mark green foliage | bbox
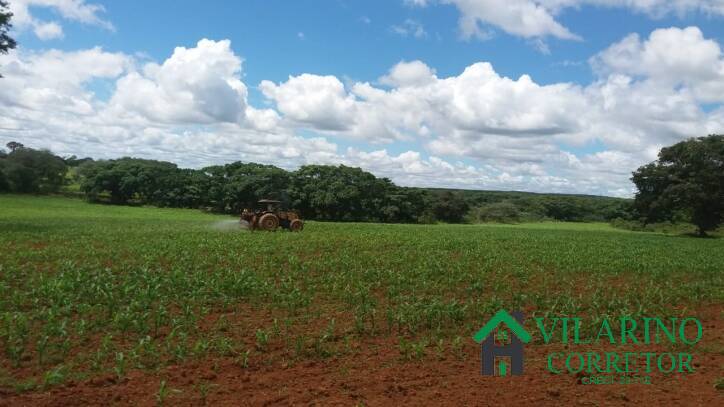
[398,337,427,361]
[427,190,469,223]
[255,329,270,351]
[77,158,427,222]
[465,193,631,224]
[156,379,181,406]
[202,162,290,213]
[78,157,197,206]
[1,141,632,225]
[632,135,724,236]
[0,0,17,77]
[62,155,94,167]
[609,218,698,235]
[290,164,398,222]
[0,163,9,192]
[5,141,23,152]
[0,144,67,193]
[41,364,68,388]
[467,201,522,223]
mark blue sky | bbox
[20,1,724,86]
[2,0,724,196]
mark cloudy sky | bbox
[1,1,724,197]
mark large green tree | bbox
[79,158,185,205]
[289,165,398,221]
[6,141,23,152]
[0,145,67,193]
[202,162,290,213]
[0,0,17,77]
[428,190,469,223]
[0,149,8,192]
[632,135,724,236]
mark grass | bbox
[0,194,722,389]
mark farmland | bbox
[0,195,722,405]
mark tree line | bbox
[6,135,723,235]
[0,141,636,224]
[9,136,721,235]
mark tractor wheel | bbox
[258,213,279,231]
[289,219,303,232]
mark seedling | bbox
[156,379,181,406]
[196,381,218,405]
[255,329,270,352]
[234,349,251,369]
[113,352,126,380]
[42,364,68,387]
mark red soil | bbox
[1,308,721,406]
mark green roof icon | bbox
[473,310,532,344]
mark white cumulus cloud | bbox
[407,0,724,42]
[33,21,63,40]
[257,27,724,195]
[0,40,334,170]
[379,60,438,87]
[591,26,724,103]
[260,74,356,131]
[2,28,724,197]
[109,39,250,125]
[7,0,113,41]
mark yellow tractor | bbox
[240,199,304,232]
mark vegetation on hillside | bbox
[4,134,723,232]
[0,141,630,224]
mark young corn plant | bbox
[195,381,218,406]
[155,379,181,407]
[398,337,427,361]
[234,349,251,369]
[113,352,127,380]
[255,329,270,352]
[42,364,68,388]
[36,335,50,366]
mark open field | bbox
[0,195,722,405]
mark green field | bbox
[0,195,722,391]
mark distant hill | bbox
[419,188,631,223]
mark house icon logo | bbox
[473,310,531,376]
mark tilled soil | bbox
[2,309,721,407]
[1,345,720,406]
